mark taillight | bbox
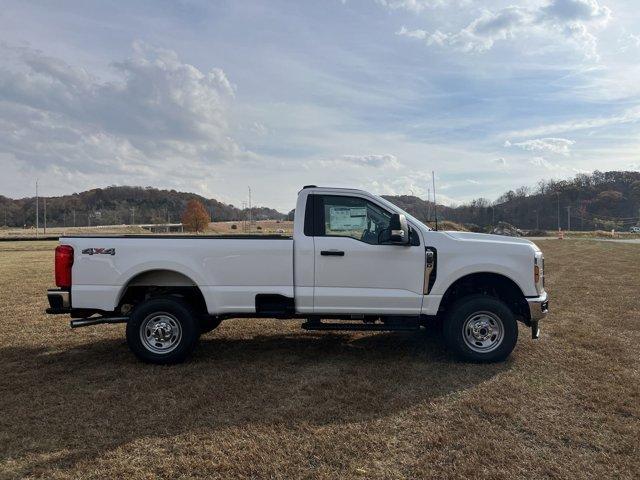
[55,245,74,288]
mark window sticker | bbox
[329,206,366,231]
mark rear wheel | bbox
[443,295,518,362]
[126,297,200,364]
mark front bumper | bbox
[528,291,549,321]
[527,291,549,339]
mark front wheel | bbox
[443,295,518,362]
[126,297,200,364]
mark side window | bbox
[317,195,392,245]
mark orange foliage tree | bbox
[181,200,210,232]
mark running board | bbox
[70,316,129,328]
[301,321,419,332]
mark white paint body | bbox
[61,187,544,316]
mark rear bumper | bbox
[527,291,549,321]
[46,289,70,314]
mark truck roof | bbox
[298,186,369,195]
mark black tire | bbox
[200,316,222,334]
[126,297,200,364]
[443,294,518,362]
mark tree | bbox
[181,200,210,232]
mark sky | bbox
[1,0,639,211]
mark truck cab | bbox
[47,186,548,364]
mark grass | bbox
[0,239,638,479]
[0,220,294,239]
[559,230,640,239]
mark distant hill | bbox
[385,170,640,231]
[2,170,638,230]
[0,186,286,228]
[381,195,453,227]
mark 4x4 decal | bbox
[81,248,116,256]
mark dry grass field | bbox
[0,239,639,479]
[0,220,293,240]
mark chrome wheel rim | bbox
[462,311,504,353]
[140,312,182,354]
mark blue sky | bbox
[1,0,639,210]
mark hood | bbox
[444,231,537,247]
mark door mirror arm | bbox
[381,213,410,245]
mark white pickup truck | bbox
[46,186,548,364]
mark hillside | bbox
[381,195,453,227]
[383,171,640,231]
[2,171,639,230]
[446,170,640,231]
[0,186,285,228]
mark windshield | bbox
[373,194,432,231]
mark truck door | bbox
[311,194,425,314]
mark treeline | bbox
[0,186,286,228]
[385,171,640,231]
[2,171,639,231]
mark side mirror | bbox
[388,213,409,245]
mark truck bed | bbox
[62,235,294,314]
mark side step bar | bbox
[302,320,420,332]
[70,316,129,328]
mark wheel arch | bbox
[437,271,530,323]
[116,268,210,316]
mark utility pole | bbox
[248,186,253,231]
[43,197,47,234]
[432,171,438,230]
[73,209,76,227]
[566,206,571,231]
[130,207,135,225]
[241,201,247,232]
[35,179,39,238]
[556,192,560,230]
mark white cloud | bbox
[251,122,268,136]
[504,106,640,138]
[397,0,612,59]
[618,32,640,51]
[494,157,508,168]
[529,156,562,171]
[313,154,402,170]
[340,154,401,168]
[0,42,252,184]
[367,175,461,206]
[376,0,451,13]
[505,137,575,155]
[541,0,611,23]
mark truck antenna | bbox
[432,171,438,231]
